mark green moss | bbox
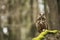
[32,29,58,40]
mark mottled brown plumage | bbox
[36,14,48,33]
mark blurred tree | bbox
[45,0,60,30]
[7,0,38,40]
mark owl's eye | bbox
[37,17,41,20]
[41,16,46,21]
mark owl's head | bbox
[36,14,47,33]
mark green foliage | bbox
[32,29,58,40]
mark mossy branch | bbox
[32,29,59,40]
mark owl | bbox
[36,14,48,33]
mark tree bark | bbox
[44,0,60,40]
[45,0,60,30]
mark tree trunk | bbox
[45,0,60,30]
[44,0,60,40]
